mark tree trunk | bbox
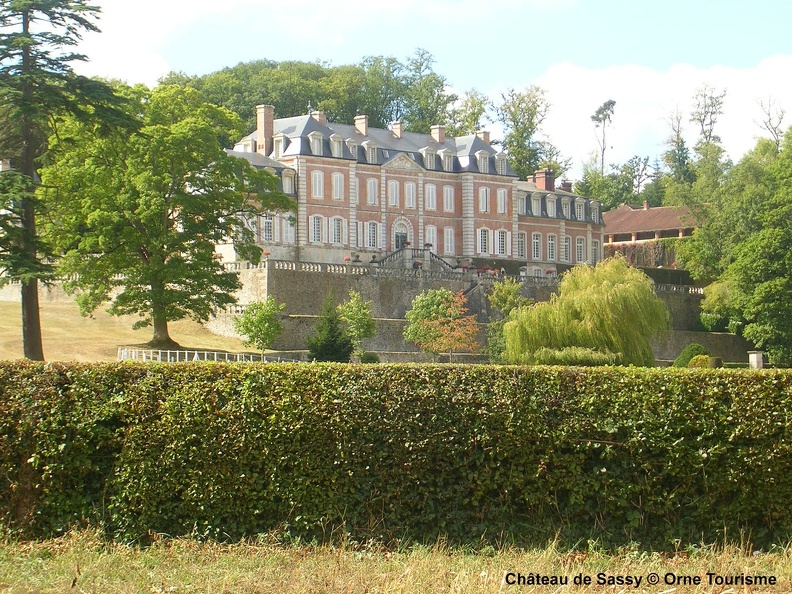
[150,308,178,348]
[21,280,44,361]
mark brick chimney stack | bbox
[311,111,326,125]
[533,169,555,192]
[256,104,274,155]
[430,124,445,144]
[643,200,650,210]
[354,114,368,136]
[476,130,490,144]
[392,120,403,138]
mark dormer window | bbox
[444,155,453,171]
[309,131,323,156]
[562,200,570,219]
[576,202,584,221]
[282,172,294,194]
[424,150,436,170]
[476,151,489,174]
[531,194,541,216]
[330,134,343,158]
[591,204,599,222]
[495,155,508,175]
[547,196,557,218]
[363,141,377,164]
[273,133,286,158]
[346,139,357,159]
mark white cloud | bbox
[534,56,792,179]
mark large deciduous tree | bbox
[233,297,286,357]
[40,84,293,347]
[504,257,669,366]
[496,86,550,181]
[337,290,376,358]
[403,288,479,362]
[0,0,132,360]
[591,99,616,175]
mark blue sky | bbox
[77,0,792,179]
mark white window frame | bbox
[592,240,600,264]
[405,182,416,208]
[562,235,571,263]
[310,215,323,243]
[496,230,508,256]
[331,136,343,158]
[332,172,344,200]
[282,217,295,244]
[497,188,508,214]
[367,178,378,205]
[261,214,274,242]
[425,184,437,211]
[591,204,599,222]
[576,202,584,221]
[478,228,490,255]
[478,187,490,213]
[547,234,556,261]
[388,180,399,207]
[562,200,570,219]
[366,221,378,249]
[547,199,556,218]
[331,217,344,245]
[309,132,323,156]
[532,232,541,260]
[282,173,294,194]
[532,197,541,216]
[443,186,454,212]
[444,227,455,255]
[311,171,324,198]
[576,236,585,263]
[425,225,437,252]
[496,156,507,175]
[477,152,489,174]
[517,232,527,259]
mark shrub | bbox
[307,295,354,362]
[359,352,380,364]
[673,343,709,367]
[688,354,710,368]
[530,346,618,366]
[2,362,792,549]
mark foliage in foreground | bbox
[1,362,791,550]
[504,257,670,366]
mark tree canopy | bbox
[504,257,669,366]
[404,289,479,361]
[337,290,376,357]
[0,0,133,359]
[39,83,293,346]
[233,297,286,356]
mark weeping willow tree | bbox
[504,256,670,366]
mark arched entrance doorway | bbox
[394,221,409,250]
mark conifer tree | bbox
[307,295,354,362]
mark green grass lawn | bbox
[0,531,790,593]
[0,301,248,362]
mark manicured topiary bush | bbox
[688,354,710,368]
[359,352,380,363]
[673,343,709,367]
[1,362,791,549]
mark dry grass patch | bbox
[0,531,790,593]
[0,301,247,361]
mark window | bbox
[332,173,344,200]
[517,232,527,259]
[425,151,435,170]
[478,187,490,213]
[331,217,344,244]
[576,202,584,221]
[534,268,543,278]
[367,145,377,164]
[591,204,599,222]
[331,137,342,158]
[261,214,273,242]
[282,217,295,244]
[497,189,508,214]
[311,171,323,198]
[405,182,416,208]
[282,173,294,194]
[547,234,556,261]
[425,184,437,211]
[273,137,283,158]
[444,154,453,171]
[532,196,541,216]
[576,237,585,263]
[478,228,489,254]
[367,222,378,249]
[517,197,526,215]
[532,232,541,260]
[443,186,454,212]
[310,133,323,156]
[562,200,570,218]
[592,240,600,264]
[388,180,399,207]
[562,236,571,263]
[444,227,455,255]
[425,225,437,252]
[367,178,378,205]
[547,199,556,218]
[496,230,508,256]
[496,156,507,175]
[310,216,323,243]
[346,140,357,158]
[478,153,489,173]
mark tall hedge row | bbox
[1,362,791,548]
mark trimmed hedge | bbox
[1,362,791,549]
[673,343,710,367]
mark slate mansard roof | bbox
[238,113,517,176]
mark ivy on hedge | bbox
[1,362,791,549]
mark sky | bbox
[75,0,792,180]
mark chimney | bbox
[559,180,573,193]
[256,104,274,156]
[354,114,368,136]
[476,129,490,144]
[430,124,445,144]
[643,200,650,210]
[392,120,403,138]
[533,169,555,192]
[311,110,326,125]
